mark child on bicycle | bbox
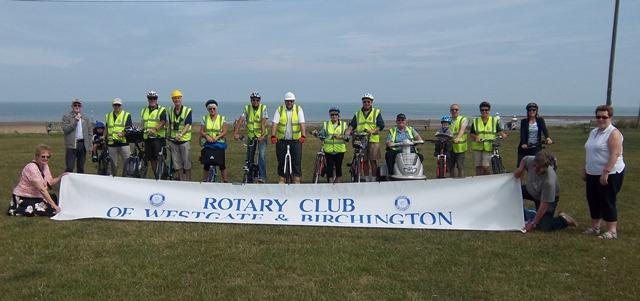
[91,121,106,162]
[434,116,453,160]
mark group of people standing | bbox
[7,95,626,240]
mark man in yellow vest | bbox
[316,107,348,183]
[140,91,167,178]
[346,93,385,182]
[233,92,268,183]
[449,103,468,178]
[385,113,423,176]
[168,89,193,181]
[104,97,132,176]
[469,101,507,176]
[270,92,307,184]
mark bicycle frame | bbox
[241,136,259,183]
[283,144,293,184]
[311,135,328,184]
[349,133,369,183]
[480,137,505,174]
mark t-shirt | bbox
[523,156,559,203]
[13,162,52,198]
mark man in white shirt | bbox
[271,92,307,184]
[62,98,92,173]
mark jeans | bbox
[521,185,567,231]
[247,137,267,181]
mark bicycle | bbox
[310,131,328,184]
[239,136,259,184]
[95,138,117,176]
[154,139,176,180]
[480,137,505,174]
[123,128,148,178]
[425,134,452,179]
[347,132,369,183]
[283,144,293,184]
[201,143,223,183]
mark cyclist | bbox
[104,98,132,175]
[449,103,468,178]
[346,93,384,182]
[200,99,229,182]
[271,92,306,184]
[385,114,423,177]
[91,121,106,162]
[140,91,167,178]
[517,102,552,167]
[469,101,507,176]
[168,89,193,181]
[317,107,348,183]
[233,92,268,183]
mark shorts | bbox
[144,138,165,161]
[450,152,465,170]
[473,150,492,167]
[169,141,191,170]
[201,147,226,171]
[365,142,381,161]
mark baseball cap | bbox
[71,98,82,105]
[112,98,123,105]
[396,113,406,120]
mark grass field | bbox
[1,126,638,300]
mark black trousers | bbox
[586,170,625,222]
[276,140,302,177]
[521,185,567,231]
[325,152,345,178]
[65,142,87,173]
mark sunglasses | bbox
[73,104,82,107]
[528,109,537,112]
[147,97,158,101]
[396,119,406,121]
[362,100,372,104]
[450,108,459,112]
[207,107,217,111]
[330,113,339,116]
[480,109,490,112]
[251,98,261,101]
[285,100,294,103]
[40,155,51,159]
[595,115,609,120]
[113,104,122,107]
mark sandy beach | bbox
[0,116,621,134]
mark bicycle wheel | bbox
[352,157,362,183]
[155,159,165,180]
[312,154,322,184]
[242,164,251,184]
[124,158,135,177]
[139,161,148,178]
[97,157,108,175]
[108,157,117,176]
[491,156,505,174]
[436,158,446,178]
[207,166,217,182]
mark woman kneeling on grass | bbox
[7,144,66,216]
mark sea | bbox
[1,101,637,124]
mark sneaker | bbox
[559,213,578,227]
[256,179,265,184]
[582,227,601,235]
[598,231,617,240]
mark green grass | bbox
[1,127,638,300]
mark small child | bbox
[434,116,453,158]
[91,121,106,162]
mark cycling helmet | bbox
[329,107,340,114]
[440,116,452,124]
[171,89,183,98]
[250,92,261,99]
[205,99,218,108]
[526,102,538,111]
[362,93,374,101]
[284,92,296,101]
[146,90,158,99]
[95,121,105,128]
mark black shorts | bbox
[201,147,226,171]
[144,138,165,161]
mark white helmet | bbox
[284,92,296,101]
[362,93,374,101]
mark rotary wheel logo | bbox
[394,196,411,211]
[149,193,166,207]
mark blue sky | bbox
[0,0,638,107]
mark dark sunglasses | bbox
[40,155,51,159]
[396,118,406,121]
[595,115,609,120]
[112,104,122,107]
[251,98,261,101]
[73,104,82,107]
[362,100,372,104]
[450,108,459,111]
[207,107,217,111]
[528,109,537,112]
[330,113,339,116]
[147,97,158,100]
[480,109,490,112]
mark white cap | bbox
[284,92,296,101]
[112,98,123,105]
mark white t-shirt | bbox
[75,118,83,140]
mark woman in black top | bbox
[518,102,553,166]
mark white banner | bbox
[54,173,524,231]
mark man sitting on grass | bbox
[513,151,577,232]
